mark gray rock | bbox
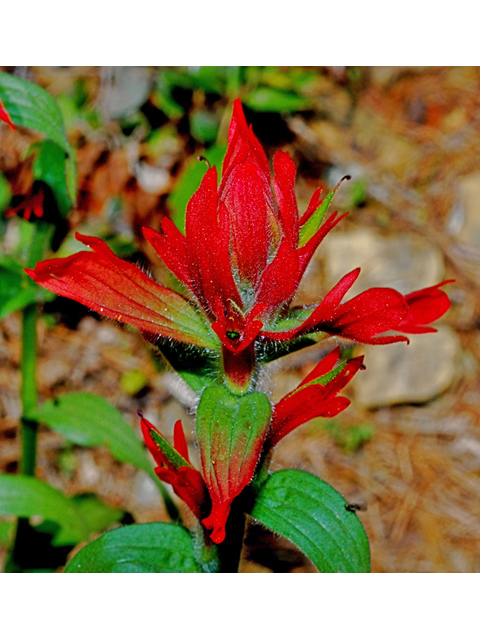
[352,326,460,408]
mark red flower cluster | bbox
[27,100,452,543]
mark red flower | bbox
[268,346,364,448]
[140,414,209,522]
[26,99,452,359]
[0,97,15,130]
[143,100,349,355]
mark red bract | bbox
[268,347,364,448]
[140,415,209,522]
[143,99,348,355]
[0,97,15,130]
[26,233,219,350]
[395,280,454,334]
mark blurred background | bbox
[1,66,479,572]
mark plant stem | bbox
[216,494,249,573]
[20,303,39,475]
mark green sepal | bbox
[298,186,337,248]
[148,428,189,471]
[249,469,370,573]
[196,386,272,501]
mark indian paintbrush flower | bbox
[26,99,453,543]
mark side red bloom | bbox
[140,415,209,522]
[268,346,364,448]
[0,97,15,130]
[26,233,219,350]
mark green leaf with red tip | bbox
[64,523,205,573]
[298,187,337,248]
[196,386,272,541]
[148,427,189,470]
[249,470,370,573]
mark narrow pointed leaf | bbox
[64,523,203,573]
[249,469,370,572]
[0,475,88,546]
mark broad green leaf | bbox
[0,72,70,154]
[243,86,310,113]
[0,71,77,206]
[249,469,370,573]
[71,494,125,534]
[64,522,203,573]
[26,392,158,483]
[0,475,88,546]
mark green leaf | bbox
[249,469,370,573]
[0,171,12,213]
[30,139,73,215]
[243,86,310,113]
[64,522,203,572]
[0,72,70,152]
[167,144,226,232]
[71,494,125,534]
[0,475,88,546]
[0,72,77,206]
[26,392,158,483]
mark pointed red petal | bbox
[26,233,217,349]
[300,346,342,386]
[173,419,190,463]
[272,151,299,247]
[253,240,300,313]
[143,220,193,291]
[396,280,453,333]
[299,187,323,226]
[185,168,242,312]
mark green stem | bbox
[20,303,39,475]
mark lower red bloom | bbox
[140,415,209,522]
[268,347,364,448]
